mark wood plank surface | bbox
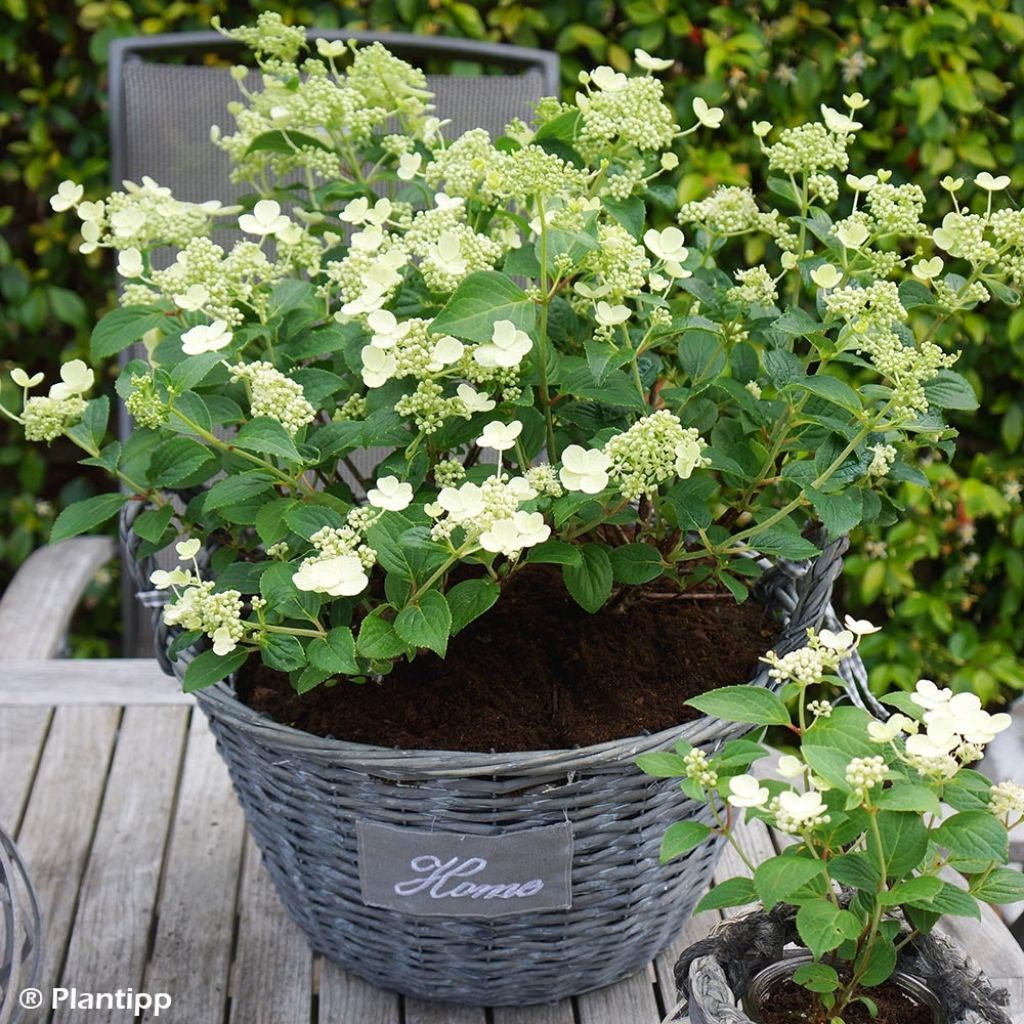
[53,705,190,1024]
[12,705,122,999]
[575,966,661,1024]
[141,711,248,1024]
[227,837,314,1024]
[404,998,486,1023]
[0,659,188,705]
[493,1000,577,1023]
[318,963,402,1024]
[0,706,50,831]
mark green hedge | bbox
[3,0,1024,695]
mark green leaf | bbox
[356,610,409,659]
[183,648,248,693]
[924,369,979,411]
[660,821,712,863]
[754,855,827,909]
[608,542,664,584]
[880,875,944,907]
[934,811,1009,864]
[295,665,333,695]
[927,881,981,919]
[795,902,860,958]
[829,852,881,891]
[792,375,862,414]
[526,539,583,567]
[772,308,822,337]
[685,685,791,726]
[150,437,218,488]
[750,526,821,561]
[635,752,689,777]
[203,472,276,512]
[131,504,174,543]
[446,578,500,635]
[234,417,303,463]
[307,627,359,675]
[875,785,942,816]
[971,867,1024,904]
[394,590,452,657]
[792,962,840,994]
[856,935,897,988]
[678,329,726,384]
[430,271,537,343]
[261,633,305,673]
[562,542,613,613]
[871,811,930,877]
[50,493,127,542]
[90,305,166,360]
[806,487,862,535]
[693,876,758,913]
[800,745,855,792]
[245,128,332,154]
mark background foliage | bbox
[3,0,1024,699]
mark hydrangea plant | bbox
[2,13,1021,693]
[640,622,1024,1022]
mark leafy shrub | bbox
[3,0,1024,694]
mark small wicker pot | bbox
[673,906,1011,1024]
[125,505,852,1005]
[0,828,43,1024]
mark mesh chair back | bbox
[111,32,558,654]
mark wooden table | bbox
[2,660,1023,1024]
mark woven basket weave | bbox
[0,827,43,1024]
[123,505,848,1005]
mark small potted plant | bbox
[6,12,1022,1006]
[644,624,1023,1023]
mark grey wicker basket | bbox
[123,505,849,1005]
[673,905,1011,1024]
[0,828,43,1024]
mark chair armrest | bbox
[0,536,116,660]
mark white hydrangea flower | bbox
[644,225,688,262]
[315,37,347,59]
[174,283,210,311]
[477,419,523,452]
[352,225,385,252]
[11,368,44,389]
[427,335,464,371]
[437,481,486,521]
[590,66,628,93]
[728,774,770,808]
[456,383,496,414]
[181,320,233,356]
[79,219,102,255]
[753,121,773,138]
[117,248,144,278]
[478,510,550,556]
[361,345,397,388]
[367,309,411,349]
[473,319,532,369]
[340,197,372,225]
[817,628,854,652]
[430,231,468,276]
[50,180,84,212]
[912,257,944,281]
[397,152,422,180]
[674,434,708,479]
[176,538,201,560]
[846,173,878,191]
[820,104,862,133]
[911,679,953,711]
[212,626,238,657]
[559,445,612,494]
[836,221,869,249]
[844,615,880,636]
[777,755,804,779]
[48,359,94,400]
[810,263,843,289]
[990,780,1024,819]
[692,97,724,129]
[111,207,146,239]
[595,301,630,326]
[634,49,673,72]
[774,790,830,833]
[150,568,191,590]
[975,172,1011,192]
[367,476,414,512]
[239,199,290,237]
[924,692,1011,747]
[293,554,369,597]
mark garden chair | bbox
[0,30,559,659]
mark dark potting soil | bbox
[758,977,935,1024]
[239,566,778,752]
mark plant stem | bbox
[535,200,559,462]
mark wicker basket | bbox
[0,828,43,1024]
[673,905,1010,1024]
[124,506,849,1005]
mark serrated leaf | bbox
[635,752,689,777]
[234,417,303,463]
[686,685,791,726]
[526,539,583,567]
[356,610,409,659]
[754,856,827,909]
[934,811,1009,864]
[307,627,359,675]
[50,493,127,542]
[608,542,663,584]
[203,471,276,511]
[394,590,451,657]
[445,578,500,635]
[796,902,860,958]
[693,876,758,913]
[430,271,537,343]
[660,821,712,862]
[131,504,174,543]
[90,305,166,360]
[923,369,979,411]
[183,648,248,693]
[562,542,613,612]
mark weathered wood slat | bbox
[54,706,190,1024]
[404,998,487,1023]
[0,536,115,659]
[575,966,661,1024]
[228,837,314,1024]
[318,962,402,1024]
[141,711,247,1024]
[12,705,122,998]
[0,706,50,831]
[0,659,189,705]
[652,910,721,1021]
[492,999,576,1023]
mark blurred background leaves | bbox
[2,0,1024,701]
